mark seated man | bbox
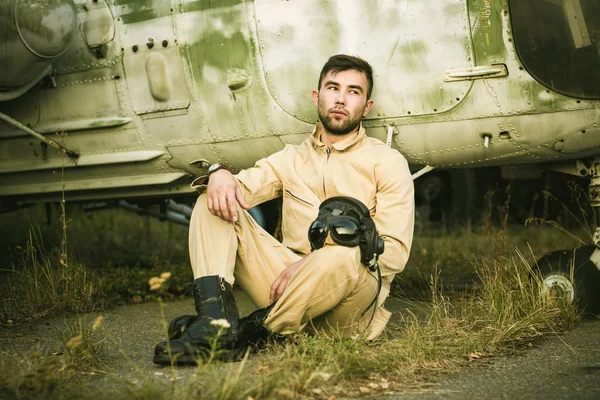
[153,54,414,365]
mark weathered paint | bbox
[255,0,473,121]
[0,0,77,89]
[0,0,599,205]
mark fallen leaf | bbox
[312,388,323,395]
[368,382,379,389]
[359,386,371,394]
[380,381,390,389]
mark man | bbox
[153,54,414,365]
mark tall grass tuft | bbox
[0,228,104,323]
[164,250,578,399]
[0,315,107,400]
[0,245,580,399]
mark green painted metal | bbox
[0,0,598,206]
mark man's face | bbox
[312,69,374,136]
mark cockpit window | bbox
[509,0,600,99]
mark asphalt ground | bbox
[1,293,598,399]
[0,292,430,390]
[391,318,600,400]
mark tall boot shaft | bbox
[192,275,239,332]
[187,275,239,340]
[153,275,241,365]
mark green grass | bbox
[0,243,579,399]
[0,227,192,325]
[0,188,588,399]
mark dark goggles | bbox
[308,196,385,270]
[308,216,362,250]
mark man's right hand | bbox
[206,169,250,222]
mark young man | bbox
[153,54,414,365]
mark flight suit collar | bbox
[310,122,366,152]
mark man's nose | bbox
[335,91,346,105]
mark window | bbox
[510,0,600,99]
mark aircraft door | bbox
[253,0,475,122]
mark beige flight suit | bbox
[189,123,414,339]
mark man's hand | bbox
[206,169,250,222]
[270,258,305,303]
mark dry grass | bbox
[135,250,575,400]
[0,182,586,399]
[0,244,580,399]
[1,242,575,400]
[0,315,107,400]
[0,229,102,322]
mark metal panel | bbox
[0,172,187,195]
[254,0,474,121]
[0,150,164,174]
[120,7,190,115]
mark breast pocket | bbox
[281,189,318,255]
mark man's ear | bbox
[312,90,319,107]
[362,99,374,117]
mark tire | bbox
[535,246,600,315]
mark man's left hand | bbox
[270,258,305,303]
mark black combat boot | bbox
[153,275,240,365]
[236,303,285,352]
[166,314,195,340]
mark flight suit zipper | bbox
[323,148,331,197]
[219,277,229,321]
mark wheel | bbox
[535,245,600,315]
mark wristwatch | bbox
[206,163,231,180]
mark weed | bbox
[0,238,579,399]
[60,315,106,370]
[526,180,595,245]
[0,229,104,323]
[0,315,107,400]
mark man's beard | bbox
[318,104,364,136]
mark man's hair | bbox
[317,54,374,99]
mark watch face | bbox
[208,163,221,173]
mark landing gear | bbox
[533,158,600,316]
[535,245,600,315]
